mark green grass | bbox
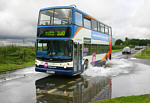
[92,94,150,103]
[112,49,122,52]
[0,46,35,72]
[0,61,35,71]
[136,47,150,59]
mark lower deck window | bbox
[37,40,73,58]
[84,44,110,56]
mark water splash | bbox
[83,58,136,77]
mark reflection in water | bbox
[35,75,112,103]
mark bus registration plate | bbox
[46,71,55,74]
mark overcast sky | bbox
[0,0,150,40]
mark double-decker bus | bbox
[35,6,112,76]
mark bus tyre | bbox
[109,54,111,60]
[84,60,88,70]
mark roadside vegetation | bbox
[92,94,150,103]
[136,46,150,59]
[112,45,134,52]
[0,46,35,72]
[115,37,150,46]
[112,37,150,52]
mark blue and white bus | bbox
[35,6,112,76]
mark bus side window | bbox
[100,23,104,33]
[83,17,91,29]
[75,12,83,26]
[92,20,98,31]
[88,44,91,55]
[97,44,100,54]
[105,26,109,34]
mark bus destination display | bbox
[38,27,71,37]
[45,31,66,37]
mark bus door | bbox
[79,44,82,72]
[73,43,82,73]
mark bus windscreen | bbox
[37,40,73,60]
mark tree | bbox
[115,39,123,45]
[125,37,128,41]
[124,37,130,46]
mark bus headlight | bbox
[35,60,40,66]
[64,65,67,69]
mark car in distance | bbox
[122,47,131,54]
[135,46,143,50]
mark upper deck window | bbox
[105,26,109,34]
[75,12,83,26]
[92,20,98,31]
[100,23,105,33]
[84,18,91,29]
[39,8,72,25]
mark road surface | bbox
[0,49,150,103]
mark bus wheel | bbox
[84,60,88,70]
[109,54,111,60]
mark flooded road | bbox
[83,49,150,98]
[36,76,111,103]
[112,55,150,98]
[0,49,150,103]
[0,68,111,103]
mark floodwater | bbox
[0,50,150,103]
[36,75,111,103]
[0,68,112,103]
[83,51,150,98]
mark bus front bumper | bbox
[35,67,74,76]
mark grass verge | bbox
[0,61,35,72]
[0,46,35,72]
[92,94,150,103]
[136,47,150,59]
[112,49,122,52]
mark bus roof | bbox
[40,6,111,27]
[40,6,74,11]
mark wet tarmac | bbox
[112,51,150,98]
[0,68,111,103]
[36,75,111,103]
[0,49,150,103]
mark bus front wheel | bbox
[84,60,88,70]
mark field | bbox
[136,46,150,59]
[92,94,150,103]
[0,46,35,72]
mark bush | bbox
[112,45,135,50]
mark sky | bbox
[0,0,150,40]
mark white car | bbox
[135,46,143,50]
[122,47,131,54]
